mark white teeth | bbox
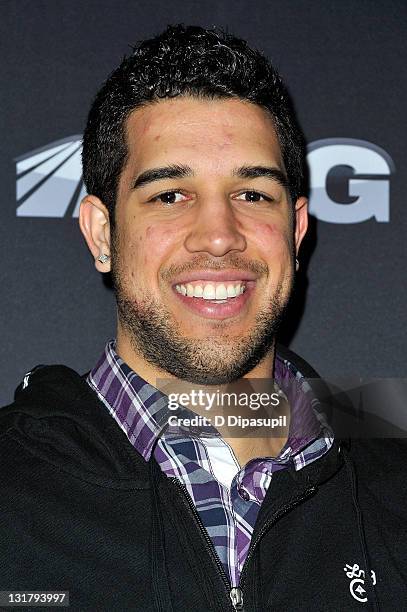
[227,284,237,298]
[203,284,216,300]
[175,281,247,299]
[215,284,227,299]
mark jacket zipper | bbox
[171,478,238,610]
[172,477,317,611]
[238,486,318,591]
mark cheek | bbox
[253,222,292,256]
[119,221,179,277]
[141,224,179,268]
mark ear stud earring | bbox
[295,257,299,271]
[97,253,110,264]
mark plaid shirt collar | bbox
[88,339,330,462]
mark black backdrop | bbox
[1,0,406,406]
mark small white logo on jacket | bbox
[344,563,377,603]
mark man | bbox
[0,24,406,611]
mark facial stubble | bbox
[111,239,293,385]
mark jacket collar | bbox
[5,344,340,488]
[87,339,333,462]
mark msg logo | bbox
[15,136,395,223]
[307,138,394,223]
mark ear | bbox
[79,195,111,273]
[293,196,308,255]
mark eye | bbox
[148,190,189,205]
[235,190,274,203]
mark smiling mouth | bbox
[175,280,246,303]
[171,278,256,320]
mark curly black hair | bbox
[82,24,306,225]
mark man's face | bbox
[112,96,307,384]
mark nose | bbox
[184,196,247,257]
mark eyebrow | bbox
[132,164,192,189]
[233,165,289,189]
[132,163,289,190]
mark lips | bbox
[173,279,256,320]
[167,267,260,319]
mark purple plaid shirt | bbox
[88,340,333,586]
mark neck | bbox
[115,325,290,467]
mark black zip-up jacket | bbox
[0,347,406,611]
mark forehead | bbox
[123,96,284,173]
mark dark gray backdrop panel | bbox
[1,0,406,406]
